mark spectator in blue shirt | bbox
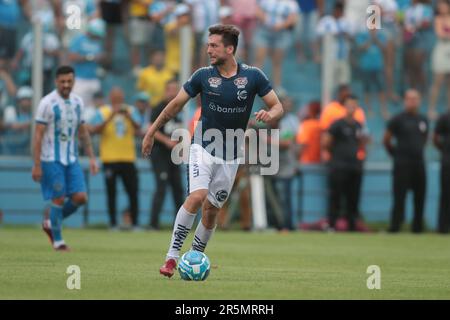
[355,28,389,119]
[68,18,106,109]
[11,21,60,96]
[403,0,434,92]
[0,0,22,67]
[254,0,300,93]
[0,60,17,112]
[2,86,33,155]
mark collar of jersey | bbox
[213,62,241,81]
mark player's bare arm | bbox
[78,123,99,175]
[31,123,46,182]
[142,88,190,157]
[254,90,284,123]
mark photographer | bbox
[90,87,142,230]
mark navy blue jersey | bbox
[183,63,272,159]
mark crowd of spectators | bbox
[0,0,449,232]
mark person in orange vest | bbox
[296,100,322,164]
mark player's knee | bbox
[72,193,88,205]
[203,200,219,213]
[185,190,208,211]
[52,197,65,206]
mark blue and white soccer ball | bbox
[178,250,211,281]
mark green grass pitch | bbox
[1,227,449,299]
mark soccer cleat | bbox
[159,259,177,278]
[42,220,54,246]
[54,244,70,252]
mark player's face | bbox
[404,90,421,112]
[345,99,358,116]
[110,88,124,105]
[207,34,232,66]
[55,73,74,98]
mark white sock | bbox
[53,240,66,248]
[167,206,196,260]
[192,221,216,253]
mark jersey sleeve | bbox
[35,99,51,124]
[254,67,272,97]
[183,68,203,98]
[75,97,86,124]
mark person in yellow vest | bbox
[136,50,175,108]
[90,87,142,230]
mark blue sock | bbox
[50,203,63,242]
[63,199,79,219]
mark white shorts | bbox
[188,143,241,209]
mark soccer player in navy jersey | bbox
[142,24,284,277]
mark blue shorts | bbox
[253,26,293,50]
[40,161,86,200]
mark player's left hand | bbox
[254,110,273,123]
[89,158,99,175]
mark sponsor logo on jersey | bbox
[209,102,247,113]
[237,90,248,101]
[234,77,248,89]
[215,190,228,202]
[60,133,68,142]
[208,77,222,88]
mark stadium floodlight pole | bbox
[31,18,44,156]
[321,33,335,108]
[180,24,193,128]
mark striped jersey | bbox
[35,90,86,165]
[257,0,299,28]
[184,0,220,33]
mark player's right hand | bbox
[142,135,154,159]
[32,165,42,182]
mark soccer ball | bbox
[178,250,211,281]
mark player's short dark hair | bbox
[208,24,240,54]
[56,65,75,77]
